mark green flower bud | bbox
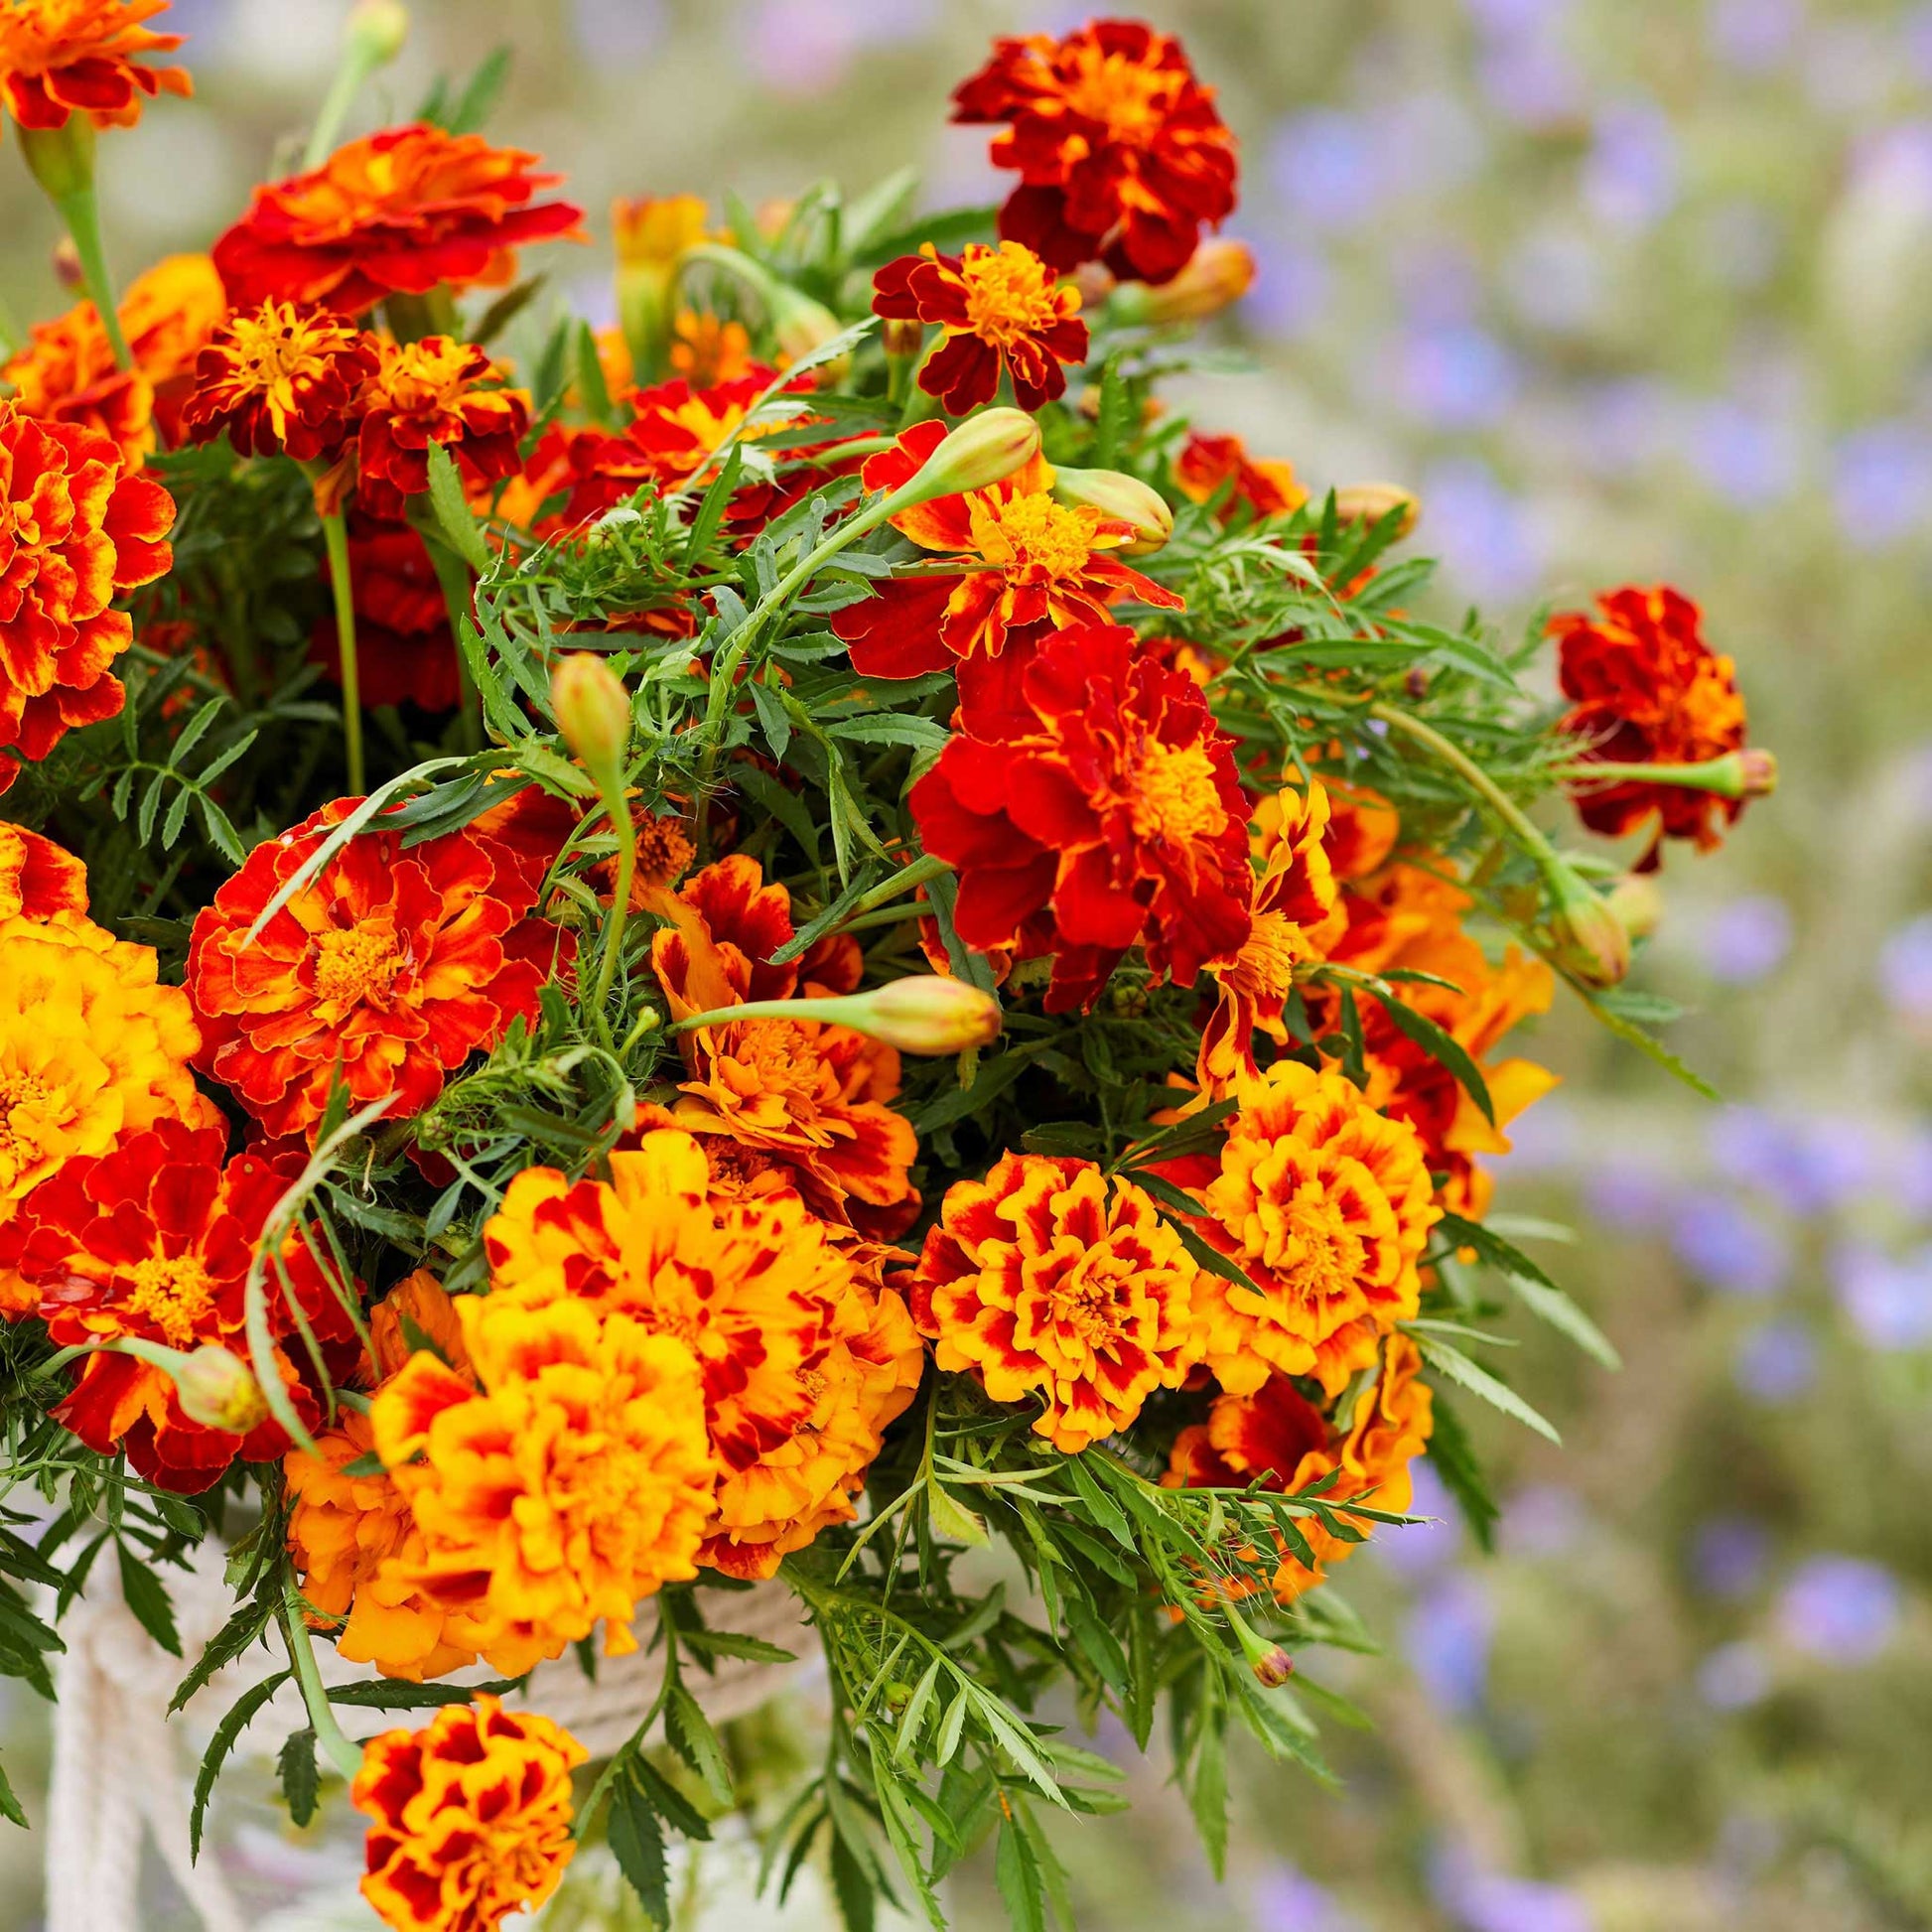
[890,408,1041,508]
[1049,466,1174,554]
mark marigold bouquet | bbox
[0,7,1776,1929]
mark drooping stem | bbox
[319,508,365,795]
[1366,701,1562,876]
[281,1583,364,1780]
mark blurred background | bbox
[3,1,1929,1926]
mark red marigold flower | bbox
[830,423,1182,679]
[354,335,531,520]
[353,1696,586,1932]
[909,622,1252,1011]
[7,1118,357,1492]
[872,239,1088,413]
[211,123,586,317]
[951,19,1238,286]
[1173,430,1305,520]
[0,822,86,920]
[184,799,560,1142]
[179,299,379,463]
[0,0,190,131]
[309,515,462,712]
[0,398,175,792]
[909,1152,1204,1452]
[1551,584,1753,860]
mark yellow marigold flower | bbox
[353,1695,585,1932]
[1181,1061,1440,1398]
[909,1153,1203,1453]
[369,1294,717,1678]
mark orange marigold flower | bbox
[910,1153,1203,1453]
[1164,1332,1432,1602]
[830,424,1183,679]
[310,514,462,712]
[0,399,175,790]
[212,124,586,317]
[1197,779,1342,1090]
[184,799,559,1142]
[354,335,531,520]
[1,253,226,464]
[0,0,189,131]
[1168,1060,1439,1398]
[7,1118,356,1491]
[370,1291,716,1676]
[648,855,919,1230]
[909,622,1252,1012]
[1173,430,1305,520]
[952,20,1238,286]
[1551,584,1753,860]
[179,299,378,464]
[0,822,86,920]
[353,1696,585,1932]
[872,239,1088,414]
[669,309,756,387]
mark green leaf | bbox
[927,1483,989,1548]
[172,1593,274,1714]
[830,1825,878,1932]
[626,1748,713,1841]
[664,1682,734,1808]
[1185,1711,1228,1879]
[0,1753,26,1828]
[678,1627,796,1666]
[424,439,490,573]
[444,45,511,135]
[995,1818,1048,1932]
[1414,1335,1560,1444]
[892,1660,941,1766]
[1092,359,1131,470]
[1578,988,1720,1099]
[277,1726,319,1828]
[1352,979,1493,1124]
[327,1677,521,1709]
[1436,1213,1619,1368]
[1425,1394,1499,1553]
[608,1765,670,1927]
[191,1670,291,1859]
[117,1545,181,1657]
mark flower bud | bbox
[172,1346,270,1435]
[1070,261,1117,311]
[891,408,1041,507]
[850,976,1003,1055]
[1604,872,1664,944]
[19,117,96,202]
[345,0,409,66]
[881,317,925,361]
[551,652,630,787]
[1545,869,1631,990]
[1739,748,1777,798]
[1332,481,1420,539]
[1108,238,1256,327]
[51,236,83,290]
[1251,1645,1296,1690]
[1049,466,1174,554]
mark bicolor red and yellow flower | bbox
[179,299,379,463]
[354,336,531,519]
[0,0,189,131]
[1173,430,1305,520]
[0,822,87,922]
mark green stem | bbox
[1366,701,1562,877]
[667,993,852,1035]
[417,523,483,754]
[281,1584,364,1780]
[319,509,365,795]
[1553,754,1747,797]
[842,852,949,918]
[53,185,130,369]
[590,792,636,1026]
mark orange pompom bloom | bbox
[353,1697,586,1932]
[872,239,1088,414]
[179,300,379,463]
[1173,431,1305,520]
[669,309,756,387]
[354,336,531,520]
[1169,1060,1439,1398]
[0,822,86,920]
[909,1153,1204,1452]
[184,799,559,1142]
[1165,1332,1432,1602]
[212,124,586,317]
[0,399,174,791]
[830,424,1182,679]
[952,20,1238,286]
[1552,584,1752,859]
[370,1293,716,1676]
[0,0,189,131]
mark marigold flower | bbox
[1551,584,1752,860]
[184,799,559,1142]
[831,424,1183,679]
[370,1290,717,1676]
[1109,236,1256,326]
[1172,1060,1439,1397]
[872,239,1088,414]
[909,1152,1203,1453]
[179,299,379,463]
[1164,1332,1432,1602]
[0,822,86,920]
[354,335,531,520]
[0,399,175,790]
[6,1118,356,1491]
[353,1696,586,1932]
[669,309,756,387]
[0,0,189,131]
[310,515,462,712]
[212,123,586,317]
[909,623,1252,1011]
[1173,430,1305,520]
[952,20,1239,286]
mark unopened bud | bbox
[19,118,96,202]
[551,652,630,786]
[1070,261,1117,311]
[1251,1645,1296,1690]
[51,236,83,290]
[881,317,925,361]
[891,408,1041,507]
[1739,748,1777,798]
[851,976,1002,1054]
[1049,466,1174,554]
[767,284,848,382]
[173,1346,270,1434]
[1109,238,1256,327]
[1545,869,1631,990]
[1604,873,1664,943]
[345,0,409,66]
[1332,481,1420,539]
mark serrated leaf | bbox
[327,1677,520,1709]
[1436,1212,1618,1368]
[116,1545,181,1657]
[927,1482,989,1548]
[1426,1393,1499,1552]
[1353,979,1493,1124]
[424,439,490,572]
[191,1670,291,1859]
[1414,1335,1560,1444]
[171,1593,274,1714]
[995,1819,1048,1932]
[0,1753,25,1828]
[678,1627,796,1666]
[1185,1715,1228,1878]
[663,1682,734,1808]
[608,1766,669,1927]
[277,1726,319,1828]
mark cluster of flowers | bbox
[0,6,1774,1930]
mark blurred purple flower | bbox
[745,0,936,94]
[1670,1191,1791,1295]
[1476,42,1587,126]
[1706,1105,1871,1214]
[1269,109,1383,230]
[1777,1556,1901,1662]
[1249,1864,1365,1932]
[1462,0,1576,32]
[1584,1160,1677,1234]
[1831,423,1932,550]
[1886,1129,1932,1218]
[1375,88,1487,200]
[1579,377,1679,478]
[1706,0,1804,71]
[1909,4,1932,83]
[1832,1242,1932,1350]
[1494,1092,1577,1173]
[1698,895,1792,984]
[1734,1319,1818,1402]
[1699,1641,1773,1710]
[1691,1516,1771,1598]
[1500,1483,1585,1558]
[1243,232,1333,338]
[1879,913,1932,1021]
[1802,19,1894,117]
[1378,1458,1462,1578]
[1393,240,1484,329]
[1684,397,1802,506]
[1420,457,1545,603]
[1406,1572,1493,1714]
[1584,100,1681,231]
[1504,226,1605,334]
[1429,1844,1593,1932]
[1389,326,1522,429]
[572,0,664,61]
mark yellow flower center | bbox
[1228,911,1309,999]
[0,1067,58,1191]
[1273,1187,1367,1308]
[312,926,403,1010]
[1127,737,1227,847]
[379,339,478,413]
[970,489,1097,579]
[123,1253,216,1348]
[959,244,1065,348]
[1042,1245,1131,1348]
[225,304,335,389]
[1060,45,1179,145]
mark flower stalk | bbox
[305,0,410,169]
[18,120,131,368]
[317,507,365,796]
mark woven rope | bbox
[44,1547,816,1932]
